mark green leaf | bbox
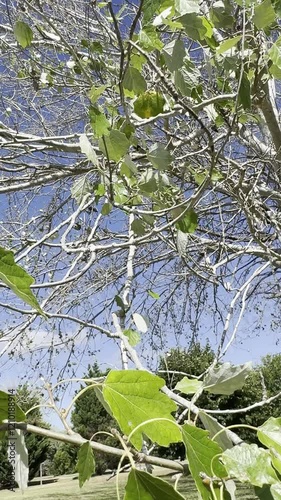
[71,176,93,205]
[123,329,141,347]
[90,41,103,53]
[153,6,174,27]
[271,483,281,500]
[210,2,234,29]
[102,370,182,449]
[269,64,281,79]
[121,155,138,176]
[0,391,26,423]
[221,444,278,487]
[175,210,198,233]
[93,386,114,418]
[132,313,148,333]
[99,130,130,162]
[253,0,276,29]
[124,468,185,500]
[123,66,147,95]
[148,290,160,299]
[273,0,281,16]
[115,295,126,310]
[0,247,45,316]
[258,417,281,455]
[89,105,111,138]
[255,484,275,500]
[141,213,155,225]
[147,144,173,171]
[101,202,112,216]
[14,21,33,48]
[217,36,242,55]
[203,362,252,395]
[211,169,224,182]
[130,53,146,71]
[139,169,158,193]
[138,28,164,51]
[77,441,95,488]
[180,14,213,41]
[238,71,251,110]
[163,39,186,71]
[175,0,200,15]
[94,183,106,198]
[134,91,165,119]
[182,424,227,500]
[198,412,233,451]
[88,85,107,103]
[142,0,163,25]
[268,43,281,69]
[175,376,203,395]
[131,219,146,236]
[174,66,200,97]
[79,134,98,166]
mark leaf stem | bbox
[212,423,258,443]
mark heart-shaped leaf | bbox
[123,66,147,95]
[14,21,33,48]
[71,176,93,205]
[99,130,130,162]
[124,468,185,499]
[182,424,227,500]
[103,370,182,449]
[203,362,252,395]
[258,417,281,455]
[79,134,98,166]
[175,377,203,395]
[147,143,173,171]
[175,210,198,234]
[134,91,165,119]
[123,329,141,347]
[222,444,278,487]
[271,483,281,499]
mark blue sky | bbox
[0,291,279,430]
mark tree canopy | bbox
[1,0,281,497]
[1,0,281,377]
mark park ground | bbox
[1,468,258,499]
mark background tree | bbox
[70,362,120,474]
[219,353,281,444]
[48,442,78,477]
[157,345,281,454]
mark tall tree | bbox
[0,0,281,377]
[70,363,120,474]
[1,1,281,496]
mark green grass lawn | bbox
[0,470,258,499]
